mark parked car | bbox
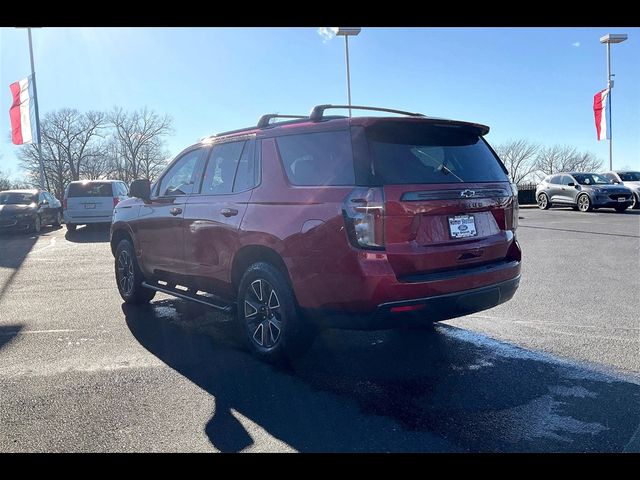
[64,180,129,231]
[602,171,640,209]
[110,104,522,362]
[536,172,633,212]
[0,188,63,234]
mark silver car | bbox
[602,171,640,209]
[63,180,129,231]
[536,172,634,213]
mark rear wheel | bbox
[237,262,315,363]
[53,211,63,228]
[537,193,550,210]
[577,194,592,212]
[115,239,156,304]
[31,215,42,234]
[66,223,76,232]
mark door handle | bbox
[220,208,238,217]
[169,207,182,216]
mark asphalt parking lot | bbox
[1,207,639,452]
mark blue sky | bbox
[1,27,639,179]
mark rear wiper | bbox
[437,162,465,183]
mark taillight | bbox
[342,187,385,250]
[113,197,120,208]
[63,199,67,209]
[510,183,519,230]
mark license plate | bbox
[84,203,96,209]
[618,197,626,202]
[448,215,477,239]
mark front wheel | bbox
[577,194,592,212]
[632,193,639,210]
[537,193,550,210]
[115,239,156,304]
[237,262,315,363]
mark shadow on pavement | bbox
[123,299,640,452]
[64,224,110,243]
[0,231,41,303]
[0,324,23,352]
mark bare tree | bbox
[0,169,30,191]
[109,107,173,182]
[535,144,603,179]
[495,140,540,184]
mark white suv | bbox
[64,180,129,231]
[602,171,640,209]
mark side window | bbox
[603,173,616,182]
[158,149,202,197]
[201,141,245,195]
[561,175,572,185]
[233,141,257,192]
[550,175,562,185]
[275,131,355,186]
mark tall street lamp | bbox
[600,33,628,171]
[335,28,361,117]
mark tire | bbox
[115,238,156,304]
[632,193,640,210]
[537,193,550,210]
[31,215,42,234]
[66,223,76,232]
[614,205,628,213]
[237,262,315,363]
[577,194,592,212]
[53,211,63,228]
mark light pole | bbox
[599,33,628,171]
[335,28,361,117]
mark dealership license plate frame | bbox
[618,197,625,202]
[448,214,477,239]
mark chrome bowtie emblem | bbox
[460,189,475,198]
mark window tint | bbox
[158,149,202,196]
[275,131,355,186]
[233,141,256,192]
[68,181,114,198]
[0,192,37,205]
[619,172,640,181]
[365,122,508,184]
[549,176,562,184]
[201,141,246,195]
[561,175,573,185]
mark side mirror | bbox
[567,182,575,187]
[130,179,151,200]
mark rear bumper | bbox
[64,212,113,224]
[306,274,520,330]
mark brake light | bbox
[510,183,519,230]
[113,197,120,208]
[342,187,385,250]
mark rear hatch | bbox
[348,119,518,279]
[65,181,115,219]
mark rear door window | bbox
[275,131,355,186]
[365,122,508,184]
[68,182,114,198]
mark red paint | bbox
[9,81,23,145]
[112,115,521,324]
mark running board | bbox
[142,281,235,313]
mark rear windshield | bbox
[365,122,508,184]
[67,182,113,198]
[0,192,37,205]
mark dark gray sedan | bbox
[0,189,63,234]
[536,172,634,212]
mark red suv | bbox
[111,105,521,362]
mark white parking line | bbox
[0,328,79,336]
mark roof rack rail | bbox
[309,104,425,122]
[214,126,258,137]
[257,114,308,128]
